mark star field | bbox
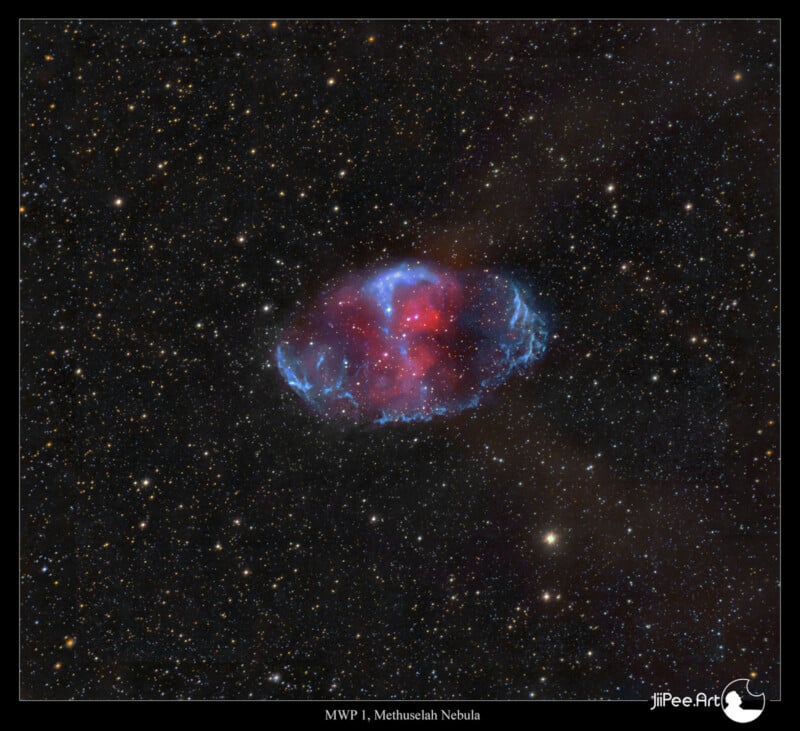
[20,19,779,701]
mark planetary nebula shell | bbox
[275,261,548,424]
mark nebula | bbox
[275,261,548,424]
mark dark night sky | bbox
[20,19,779,701]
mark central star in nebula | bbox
[276,261,548,424]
